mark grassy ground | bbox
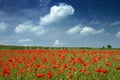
[0,45,120,50]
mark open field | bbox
[0,45,120,50]
[0,48,120,80]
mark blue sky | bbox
[0,0,120,48]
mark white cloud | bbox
[31,26,47,35]
[15,21,46,35]
[110,21,120,26]
[15,3,74,36]
[67,24,104,36]
[15,21,33,33]
[67,24,81,35]
[80,26,104,36]
[40,3,75,26]
[23,44,28,46]
[54,39,60,46]
[116,31,120,39]
[53,39,68,46]
[0,22,7,32]
[18,38,32,43]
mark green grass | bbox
[0,45,120,50]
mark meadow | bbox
[0,48,120,80]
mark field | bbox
[0,49,120,80]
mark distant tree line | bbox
[102,44,112,49]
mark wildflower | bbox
[68,68,76,71]
[57,70,62,74]
[8,59,13,62]
[106,62,110,66]
[29,62,33,66]
[95,68,102,73]
[12,64,17,68]
[86,71,91,75]
[95,68,108,74]
[47,71,52,79]
[53,64,58,69]
[76,57,83,63]
[102,69,108,74]
[66,71,71,75]
[41,58,47,63]
[79,69,86,73]
[69,58,74,63]
[36,74,42,78]
[1,67,11,77]
[13,57,18,62]
[69,75,73,80]
[36,73,45,78]
[62,63,67,69]
[0,60,3,66]
[115,66,120,70]
[36,63,42,68]
[81,61,87,67]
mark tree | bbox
[107,45,112,49]
[102,46,105,49]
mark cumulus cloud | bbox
[15,3,74,35]
[53,39,68,46]
[31,26,47,35]
[18,38,32,43]
[67,24,81,35]
[15,21,46,35]
[116,31,120,39]
[67,24,104,36]
[80,26,104,36]
[0,22,7,32]
[53,39,60,46]
[40,3,75,26]
[15,21,33,33]
[110,21,120,26]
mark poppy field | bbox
[0,49,120,80]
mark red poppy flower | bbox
[102,69,108,74]
[79,69,86,73]
[115,66,120,70]
[106,62,110,66]
[1,67,11,77]
[47,71,52,79]
[36,73,45,78]
[57,70,62,74]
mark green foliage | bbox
[0,45,120,50]
[107,45,112,49]
[102,46,105,49]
